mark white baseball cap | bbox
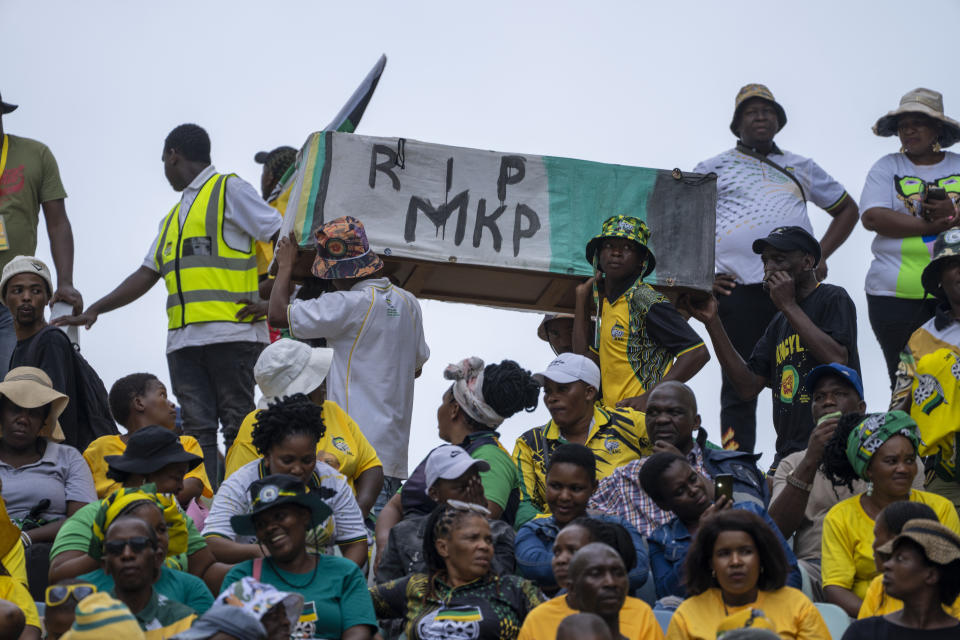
[425,444,490,490]
[254,339,334,409]
[533,353,601,390]
[0,255,53,303]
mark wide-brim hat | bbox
[0,366,68,441]
[585,215,656,276]
[0,92,16,115]
[730,84,787,136]
[230,474,333,537]
[873,88,960,149]
[104,425,202,475]
[311,215,384,280]
[877,518,960,565]
[254,340,334,409]
[921,227,960,297]
[536,313,574,342]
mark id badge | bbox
[0,215,9,251]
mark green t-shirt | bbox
[49,500,207,570]
[79,566,214,614]
[0,134,66,272]
[221,555,377,639]
[472,443,519,510]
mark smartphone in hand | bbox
[714,474,734,502]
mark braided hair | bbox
[461,360,539,432]
[819,412,866,491]
[251,394,326,456]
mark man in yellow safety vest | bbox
[56,124,282,487]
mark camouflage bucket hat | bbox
[311,215,384,280]
[584,215,656,276]
[921,227,960,297]
[730,83,787,136]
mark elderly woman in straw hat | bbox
[842,518,960,638]
[0,366,97,598]
[861,88,960,385]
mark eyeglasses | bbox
[45,583,97,607]
[446,499,491,517]
[103,536,156,556]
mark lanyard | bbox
[0,135,8,178]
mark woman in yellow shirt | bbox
[223,339,383,517]
[666,510,828,639]
[820,411,960,617]
[858,501,960,618]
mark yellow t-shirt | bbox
[666,587,828,640]
[857,573,960,619]
[254,182,290,276]
[821,489,960,599]
[512,403,651,513]
[224,400,381,491]
[83,434,213,500]
[0,575,39,630]
[517,594,663,640]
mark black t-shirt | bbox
[10,328,81,449]
[842,616,960,640]
[746,283,860,461]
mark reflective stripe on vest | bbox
[153,174,259,330]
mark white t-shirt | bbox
[201,458,367,548]
[861,151,960,298]
[695,147,848,285]
[143,165,282,353]
[288,278,430,478]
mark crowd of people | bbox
[0,80,959,639]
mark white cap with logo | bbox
[0,255,53,303]
[533,353,601,390]
[425,444,491,489]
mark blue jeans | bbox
[0,306,16,378]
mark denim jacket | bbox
[648,501,801,599]
[698,429,770,507]
[515,510,649,591]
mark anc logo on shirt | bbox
[914,373,947,415]
[331,436,353,455]
[418,606,483,640]
[779,365,799,404]
[604,438,621,454]
[610,322,626,341]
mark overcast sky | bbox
[5,0,959,472]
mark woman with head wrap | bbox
[374,358,539,562]
[74,487,213,613]
[820,411,960,617]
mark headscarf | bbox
[444,357,504,428]
[846,411,921,480]
[89,485,189,560]
[216,576,304,631]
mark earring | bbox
[900,145,907,154]
[866,481,873,496]
[934,142,943,153]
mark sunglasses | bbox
[103,536,156,556]
[45,583,96,607]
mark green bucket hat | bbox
[845,411,920,480]
[921,227,960,298]
[584,215,656,277]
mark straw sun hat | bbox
[0,366,68,442]
[873,88,960,148]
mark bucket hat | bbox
[254,339,333,409]
[921,227,960,297]
[215,576,304,634]
[0,366,68,441]
[0,92,16,115]
[585,215,656,276]
[536,313,574,343]
[751,226,821,267]
[171,603,266,640]
[877,517,960,565]
[104,425,202,475]
[730,84,787,136]
[230,474,333,537]
[311,216,384,280]
[873,88,960,148]
[0,255,53,302]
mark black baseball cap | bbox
[104,425,202,475]
[0,91,17,115]
[254,146,296,164]
[751,226,821,266]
